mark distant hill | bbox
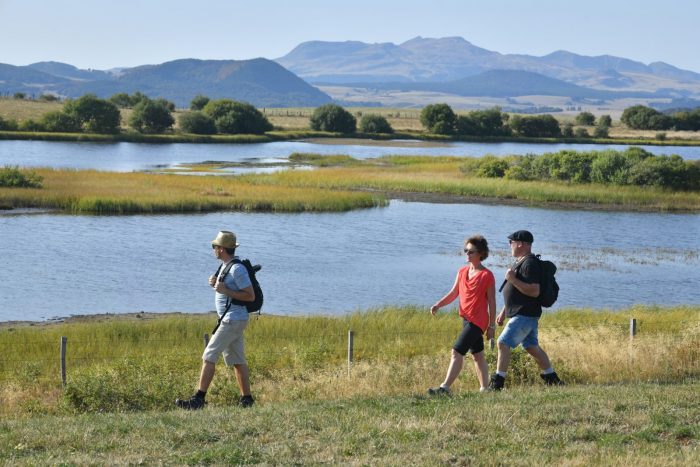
[342,70,654,100]
[276,37,700,97]
[0,59,332,107]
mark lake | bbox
[1,139,699,172]
[1,201,698,322]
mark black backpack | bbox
[215,258,264,314]
[499,254,559,308]
[534,254,559,308]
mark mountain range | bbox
[0,59,332,108]
[2,36,700,109]
[276,36,700,97]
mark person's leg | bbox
[233,363,251,396]
[471,351,488,390]
[525,345,552,371]
[441,349,464,388]
[496,343,511,374]
[198,360,217,392]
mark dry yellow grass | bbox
[0,169,385,213]
[0,97,62,122]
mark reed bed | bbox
[0,169,385,213]
[241,157,700,211]
[1,305,698,418]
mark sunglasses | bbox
[212,244,219,250]
[464,249,479,256]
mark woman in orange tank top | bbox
[427,235,497,395]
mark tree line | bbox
[1,92,700,137]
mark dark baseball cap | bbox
[508,230,534,243]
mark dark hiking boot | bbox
[488,374,505,391]
[239,395,255,408]
[541,372,565,386]
[427,386,451,396]
[175,394,206,410]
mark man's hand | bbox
[430,305,439,316]
[486,326,496,340]
[496,309,506,326]
[209,275,216,287]
[215,281,227,294]
[505,268,516,283]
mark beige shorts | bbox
[202,320,248,366]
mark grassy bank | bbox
[0,305,698,464]
[240,155,700,212]
[0,168,386,213]
[2,155,699,213]
[1,305,698,416]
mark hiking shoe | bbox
[175,394,206,410]
[239,395,255,408]
[488,374,505,391]
[427,386,451,396]
[541,372,565,386]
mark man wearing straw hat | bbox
[176,230,256,409]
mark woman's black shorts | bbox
[453,319,485,355]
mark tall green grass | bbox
[1,305,698,417]
[0,169,386,213]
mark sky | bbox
[1,0,698,73]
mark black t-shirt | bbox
[502,254,543,318]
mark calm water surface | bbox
[1,139,699,172]
[1,202,698,322]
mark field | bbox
[1,305,698,464]
[3,97,700,142]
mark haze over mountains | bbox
[2,36,700,109]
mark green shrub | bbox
[203,99,272,135]
[309,104,357,133]
[358,114,393,134]
[420,103,456,135]
[574,127,589,138]
[129,99,175,134]
[41,111,81,133]
[0,166,43,188]
[179,111,216,134]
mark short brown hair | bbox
[465,235,489,261]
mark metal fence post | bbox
[60,336,67,386]
[347,330,354,377]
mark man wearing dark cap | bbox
[488,230,563,390]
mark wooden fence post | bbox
[204,333,209,347]
[347,330,354,377]
[630,318,637,340]
[60,336,67,386]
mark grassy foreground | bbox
[0,305,698,464]
[1,383,698,465]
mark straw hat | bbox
[211,231,240,249]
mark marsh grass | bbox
[0,168,385,213]
[241,155,700,211]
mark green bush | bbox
[309,104,357,133]
[190,94,210,111]
[179,111,217,135]
[575,111,595,126]
[574,127,589,138]
[0,115,18,131]
[593,124,609,138]
[481,147,698,191]
[420,103,456,135]
[41,111,81,133]
[455,108,510,136]
[510,114,561,137]
[203,99,272,135]
[129,99,175,134]
[358,114,393,134]
[0,166,43,188]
